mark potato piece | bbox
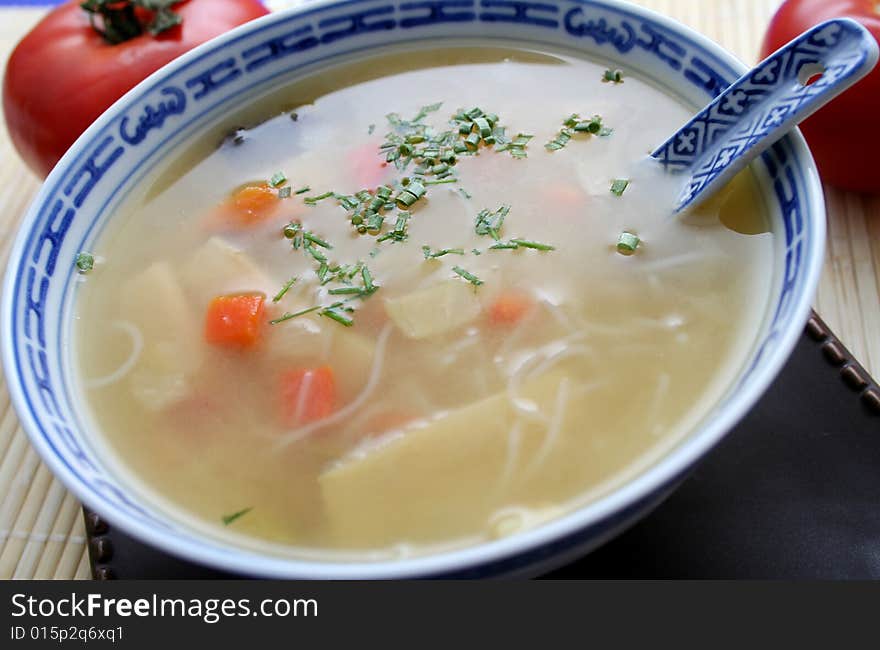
[181,236,274,307]
[120,262,201,411]
[327,329,376,400]
[384,280,481,339]
[319,371,568,546]
[129,342,191,412]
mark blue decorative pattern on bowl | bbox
[1,0,826,578]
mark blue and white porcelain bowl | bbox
[1,0,825,578]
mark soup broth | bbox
[75,47,773,557]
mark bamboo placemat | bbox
[0,0,877,580]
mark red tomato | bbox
[760,1,880,192]
[2,0,268,178]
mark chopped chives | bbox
[453,266,484,286]
[473,117,492,138]
[278,186,292,199]
[328,287,365,295]
[222,507,252,526]
[603,68,624,84]
[270,305,321,324]
[510,239,556,251]
[617,231,640,254]
[304,232,332,249]
[394,180,426,208]
[458,188,472,199]
[361,265,376,293]
[423,246,465,259]
[318,262,330,284]
[545,128,572,151]
[599,127,614,137]
[610,179,630,196]
[305,242,327,263]
[573,117,602,134]
[475,205,510,240]
[75,252,94,274]
[272,277,297,302]
[283,222,300,239]
[320,307,354,327]
[489,242,519,250]
[424,178,458,185]
[304,191,334,205]
[294,186,310,195]
[269,171,287,187]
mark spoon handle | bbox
[652,18,879,213]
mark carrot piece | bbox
[204,294,266,348]
[230,183,278,224]
[279,366,336,427]
[487,291,534,327]
[349,141,389,188]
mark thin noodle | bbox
[635,251,710,273]
[85,321,143,389]
[648,373,671,436]
[292,370,314,425]
[495,419,523,495]
[275,324,393,448]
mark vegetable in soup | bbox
[74,47,774,558]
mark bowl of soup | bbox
[1,0,824,577]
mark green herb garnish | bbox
[304,191,334,205]
[610,179,630,196]
[423,246,466,259]
[328,287,366,295]
[394,180,427,209]
[509,239,556,251]
[361,265,378,294]
[270,305,321,325]
[294,186,310,195]
[603,68,624,84]
[269,171,287,187]
[75,252,94,274]
[617,232,640,254]
[273,277,297,303]
[278,186,292,199]
[304,232,332,249]
[452,266,484,287]
[475,205,510,241]
[377,211,411,243]
[496,133,533,159]
[546,114,605,151]
[320,306,354,327]
[222,507,252,526]
[424,178,458,185]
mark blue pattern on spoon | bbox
[652,18,879,213]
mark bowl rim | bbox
[1,0,826,578]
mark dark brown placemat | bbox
[83,312,880,579]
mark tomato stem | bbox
[80,1,182,45]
